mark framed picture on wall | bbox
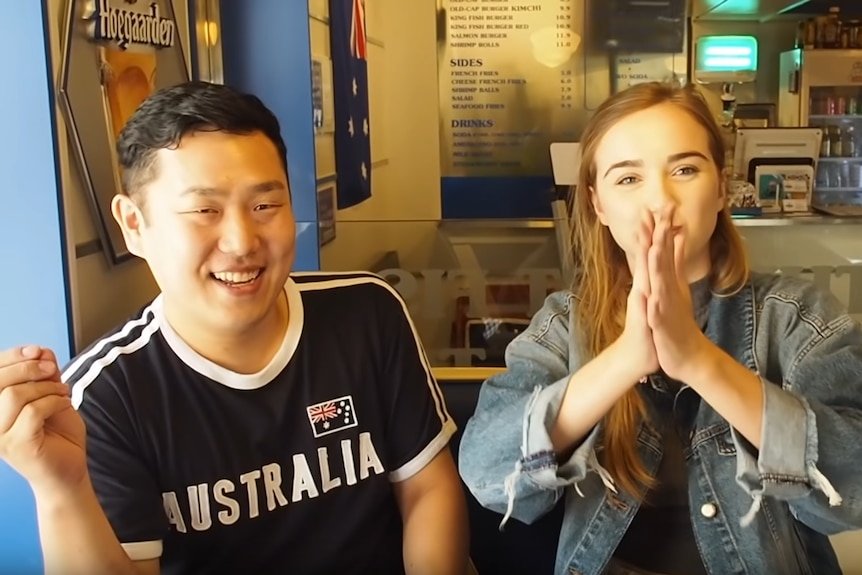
[317,185,337,246]
[311,56,335,135]
[311,59,325,133]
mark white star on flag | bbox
[352,78,358,96]
[361,162,367,180]
[348,118,354,137]
[363,118,369,136]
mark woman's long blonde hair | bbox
[570,82,749,499]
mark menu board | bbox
[437,0,685,218]
[439,0,581,180]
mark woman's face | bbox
[590,102,726,282]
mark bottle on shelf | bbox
[831,126,843,158]
[802,18,817,49]
[820,7,841,49]
[821,125,832,158]
[841,126,856,158]
[848,20,862,49]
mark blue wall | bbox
[0,0,72,573]
[219,0,321,271]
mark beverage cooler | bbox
[779,49,862,211]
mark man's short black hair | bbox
[116,81,289,203]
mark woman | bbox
[458,82,862,575]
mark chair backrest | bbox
[440,380,564,575]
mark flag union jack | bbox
[306,395,358,438]
[308,402,338,423]
[350,0,367,60]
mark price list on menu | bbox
[438,0,582,178]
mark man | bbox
[0,81,469,575]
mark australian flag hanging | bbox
[329,0,372,209]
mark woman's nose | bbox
[645,179,678,213]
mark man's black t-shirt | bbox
[63,272,456,574]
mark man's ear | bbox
[111,194,146,258]
[590,186,609,225]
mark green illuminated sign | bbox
[696,35,758,73]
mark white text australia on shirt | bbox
[162,431,385,533]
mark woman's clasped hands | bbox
[619,205,713,384]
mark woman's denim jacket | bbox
[459,272,862,575]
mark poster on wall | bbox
[311,56,335,134]
[317,185,337,246]
[436,0,685,219]
[312,59,325,132]
[58,0,189,265]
